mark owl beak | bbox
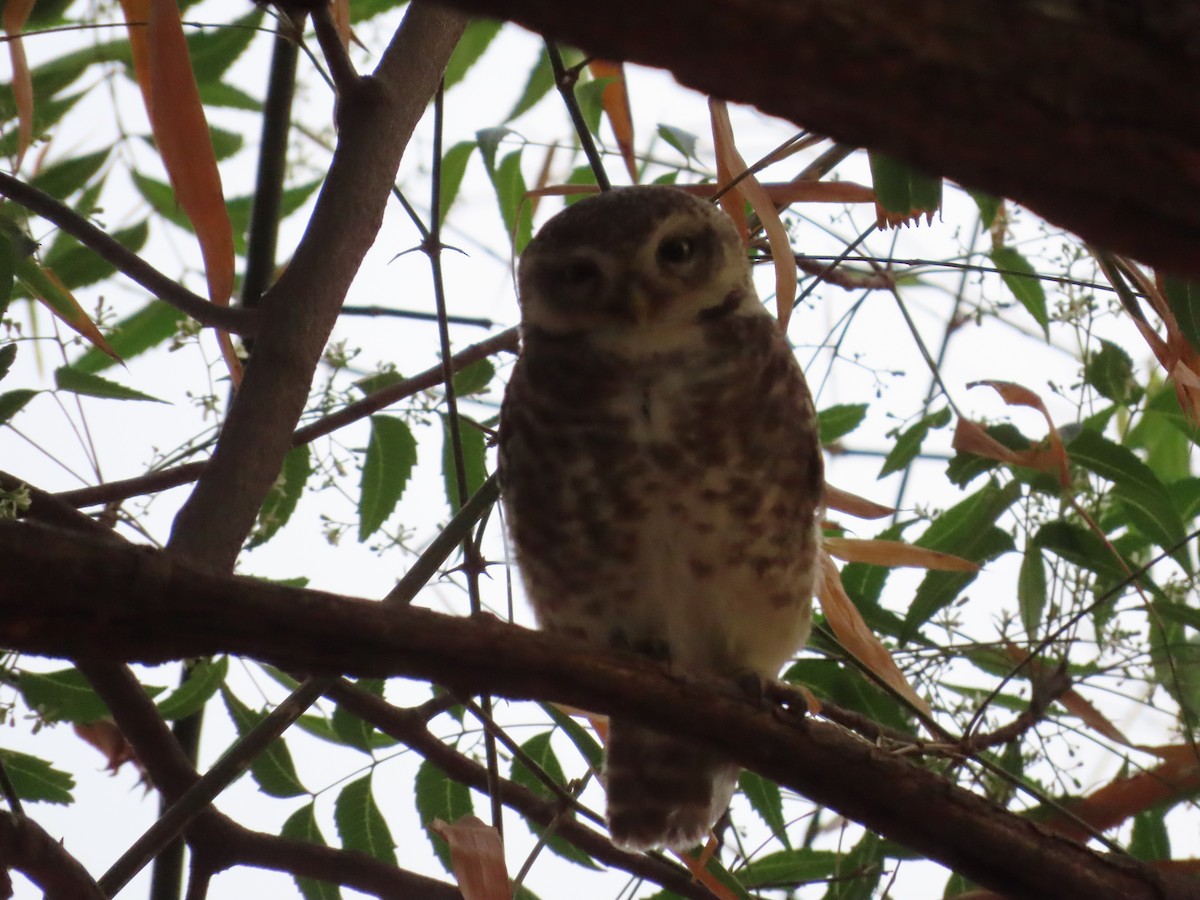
[619,274,652,325]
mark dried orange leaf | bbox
[429,815,511,900]
[333,0,351,50]
[816,552,931,716]
[3,0,36,169]
[74,720,139,774]
[709,99,798,330]
[587,60,637,182]
[966,380,1069,487]
[118,0,153,110]
[823,483,894,519]
[824,536,978,572]
[760,181,875,205]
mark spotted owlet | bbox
[499,185,823,851]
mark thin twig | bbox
[546,41,611,191]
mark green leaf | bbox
[817,403,868,445]
[784,658,911,733]
[479,142,533,253]
[541,703,603,769]
[0,343,14,381]
[0,749,73,805]
[505,46,582,122]
[1163,277,1200,355]
[738,770,789,846]
[441,413,487,512]
[438,141,476,226]
[250,445,312,549]
[573,76,610,136]
[220,688,307,798]
[0,389,37,424]
[1084,339,1139,405]
[19,668,109,723]
[71,301,185,375]
[443,19,503,90]
[867,151,942,218]
[282,804,341,900]
[350,0,411,23]
[208,127,244,162]
[0,91,85,158]
[903,480,1021,635]
[0,229,15,316]
[820,829,883,900]
[331,678,386,753]
[415,759,472,873]
[43,221,149,291]
[335,773,396,865]
[989,246,1049,337]
[54,366,165,403]
[1018,545,1047,637]
[358,415,418,541]
[968,190,1001,228]
[155,658,228,721]
[198,80,262,111]
[1130,805,1170,861]
[29,149,109,199]
[1067,428,1190,570]
[739,848,838,889]
[657,124,700,162]
[187,9,264,83]
[452,358,495,397]
[1033,520,1128,581]
[880,407,950,477]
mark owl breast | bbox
[500,307,822,681]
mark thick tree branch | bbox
[167,4,469,570]
[4,521,1198,900]
[432,0,1200,277]
[0,812,106,899]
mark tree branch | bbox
[3,520,1196,900]
[166,4,469,571]
[0,812,106,899]
[0,172,256,334]
[431,0,1200,277]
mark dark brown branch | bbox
[166,4,469,571]
[3,520,1197,900]
[432,0,1200,278]
[0,812,106,899]
[55,326,517,509]
[0,172,256,335]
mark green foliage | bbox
[415,759,472,873]
[54,366,165,403]
[0,749,74,805]
[282,804,342,900]
[358,415,417,541]
[990,246,1049,336]
[221,688,307,799]
[335,773,397,865]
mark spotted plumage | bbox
[499,186,823,850]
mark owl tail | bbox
[604,719,739,851]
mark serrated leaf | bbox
[29,148,109,199]
[880,407,950,477]
[0,749,73,805]
[1018,545,1047,637]
[17,257,118,360]
[438,141,475,226]
[358,415,417,541]
[505,46,582,122]
[250,445,311,549]
[415,759,472,873]
[0,90,84,158]
[1130,805,1170,861]
[817,403,868,445]
[903,480,1021,634]
[541,703,603,769]
[1033,520,1128,581]
[740,848,839,889]
[1067,428,1190,570]
[54,366,164,403]
[220,687,307,798]
[331,678,385,753]
[43,220,149,291]
[784,659,911,732]
[155,657,228,720]
[19,668,109,723]
[282,804,341,900]
[990,246,1049,336]
[868,151,941,225]
[335,773,396,865]
[573,76,609,136]
[197,80,261,111]
[441,413,487,512]
[968,190,1001,228]
[0,343,14,381]
[1085,339,1139,405]
[0,389,37,424]
[738,770,788,846]
[482,145,532,253]
[442,18,502,90]
[657,123,699,162]
[821,829,883,900]
[186,8,263,84]
[1163,276,1200,355]
[71,301,185,375]
[452,358,494,397]
[510,732,600,869]
[207,126,243,162]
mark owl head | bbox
[516,186,758,335]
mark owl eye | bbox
[656,235,696,266]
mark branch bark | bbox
[4,520,1198,900]
[431,0,1200,277]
